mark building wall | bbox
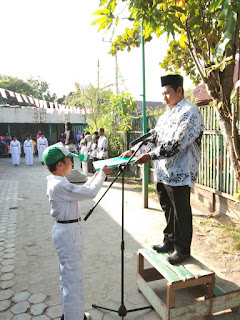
[0,105,87,144]
[0,106,86,124]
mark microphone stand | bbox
[84,141,152,319]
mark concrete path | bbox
[0,156,239,320]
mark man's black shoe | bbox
[167,251,189,265]
[61,313,91,320]
[152,242,173,253]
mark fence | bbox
[198,106,237,195]
[128,105,238,197]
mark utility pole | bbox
[115,53,119,95]
[102,38,119,95]
[96,59,100,114]
[97,59,100,91]
[141,20,149,208]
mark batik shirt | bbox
[97,135,108,159]
[134,99,204,187]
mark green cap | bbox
[42,142,78,166]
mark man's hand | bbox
[133,153,151,164]
[120,150,133,158]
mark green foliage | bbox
[0,75,56,102]
[108,91,138,131]
[93,0,240,183]
[92,0,240,84]
[65,85,137,157]
[160,39,202,85]
[146,105,166,116]
[64,82,113,129]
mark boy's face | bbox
[54,157,73,176]
[62,157,73,176]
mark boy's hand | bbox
[101,165,114,176]
[120,150,133,158]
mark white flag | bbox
[28,96,34,104]
[39,100,44,108]
[22,95,29,104]
[34,98,40,107]
[0,88,8,99]
[15,93,23,103]
[43,101,48,109]
[8,90,16,98]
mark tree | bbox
[0,75,56,103]
[64,82,113,129]
[92,0,240,180]
[64,83,137,156]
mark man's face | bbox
[161,85,183,109]
[99,130,103,136]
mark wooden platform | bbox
[137,248,240,320]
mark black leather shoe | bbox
[152,242,173,253]
[167,251,189,265]
[62,313,91,320]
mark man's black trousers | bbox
[156,183,192,254]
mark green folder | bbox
[79,154,90,162]
[93,156,136,171]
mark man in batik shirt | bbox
[122,74,204,264]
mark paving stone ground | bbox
[0,156,240,320]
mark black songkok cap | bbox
[161,74,183,87]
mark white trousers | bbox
[82,161,88,175]
[38,146,46,161]
[52,222,84,320]
[11,148,20,165]
[25,149,33,165]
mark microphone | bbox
[130,129,156,147]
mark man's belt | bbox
[57,218,80,224]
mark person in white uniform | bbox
[80,139,89,175]
[43,142,112,320]
[23,135,33,166]
[10,136,21,166]
[37,132,48,164]
[97,128,108,160]
[89,131,98,173]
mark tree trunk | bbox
[204,65,240,183]
[214,104,240,181]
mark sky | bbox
[1,0,194,102]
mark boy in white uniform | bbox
[97,128,108,160]
[10,136,21,166]
[80,139,88,175]
[43,142,112,320]
[37,132,48,164]
[24,135,33,166]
